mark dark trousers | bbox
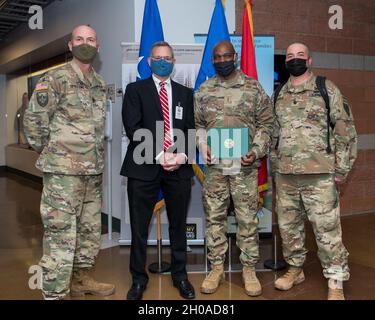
[127,172,192,285]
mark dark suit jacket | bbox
[120,77,195,181]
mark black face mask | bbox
[214,60,236,77]
[286,58,308,77]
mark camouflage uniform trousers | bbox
[39,173,103,298]
[275,173,350,281]
[202,166,260,267]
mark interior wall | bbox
[0,0,136,219]
[5,74,28,146]
[236,0,375,55]
[235,0,375,216]
[314,68,375,215]
[0,0,237,225]
[134,0,236,43]
[0,75,6,166]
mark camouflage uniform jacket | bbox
[194,70,274,168]
[24,60,107,175]
[271,73,357,178]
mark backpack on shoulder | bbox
[273,76,357,170]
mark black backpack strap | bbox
[273,82,286,150]
[315,76,333,154]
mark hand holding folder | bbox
[207,127,250,160]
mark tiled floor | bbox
[1,171,374,300]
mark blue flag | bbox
[137,0,164,80]
[192,0,230,182]
[194,0,230,90]
[137,0,165,212]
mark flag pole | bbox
[148,209,171,273]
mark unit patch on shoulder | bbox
[36,92,49,107]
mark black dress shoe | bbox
[127,283,146,300]
[173,279,195,299]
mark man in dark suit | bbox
[121,41,196,300]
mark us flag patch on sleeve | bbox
[35,81,49,91]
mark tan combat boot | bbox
[242,266,262,296]
[328,279,345,300]
[70,269,115,297]
[200,264,225,294]
[274,266,305,291]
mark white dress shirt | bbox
[153,75,174,161]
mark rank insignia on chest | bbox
[36,92,49,107]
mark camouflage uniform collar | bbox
[286,72,315,93]
[69,60,101,87]
[215,69,245,88]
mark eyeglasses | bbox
[213,52,236,60]
[151,56,174,63]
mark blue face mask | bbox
[150,59,174,77]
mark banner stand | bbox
[264,235,287,271]
[148,210,171,273]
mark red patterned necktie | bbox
[159,81,172,151]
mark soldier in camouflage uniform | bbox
[194,41,274,296]
[271,43,357,300]
[23,25,115,300]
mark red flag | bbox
[240,0,268,204]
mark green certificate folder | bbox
[207,128,250,160]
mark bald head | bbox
[71,25,97,41]
[285,42,313,78]
[211,40,237,78]
[69,25,98,48]
[213,40,235,56]
[68,25,99,62]
[286,42,310,61]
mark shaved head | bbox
[68,24,99,56]
[71,25,97,41]
[286,42,310,60]
[285,42,313,79]
[213,40,235,55]
[68,24,99,67]
[211,40,237,78]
